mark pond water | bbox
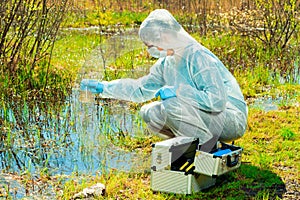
[0,89,153,198]
[0,90,150,176]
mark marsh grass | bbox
[0,99,73,172]
[52,31,102,78]
[57,103,299,199]
[1,3,299,199]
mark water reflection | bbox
[0,89,150,176]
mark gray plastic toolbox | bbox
[150,136,243,194]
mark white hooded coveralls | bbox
[101,9,248,151]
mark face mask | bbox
[147,47,167,58]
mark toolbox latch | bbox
[226,154,240,167]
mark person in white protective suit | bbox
[80,9,248,151]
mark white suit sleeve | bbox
[101,60,165,103]
[177,50,227,112]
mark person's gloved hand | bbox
[80,79,104,94]
[155,86,177,100]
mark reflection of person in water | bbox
[80,9,248,151]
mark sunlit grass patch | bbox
[236,105,299,179]
[52,31,102,78]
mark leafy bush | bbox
[0,0,71,98]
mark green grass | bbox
[52,31,102,78]
[56,101,299,199]
[62,10,148,28]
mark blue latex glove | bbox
[155,86,177,100]
[80,79,104,94]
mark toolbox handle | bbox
[226,154,239,167]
